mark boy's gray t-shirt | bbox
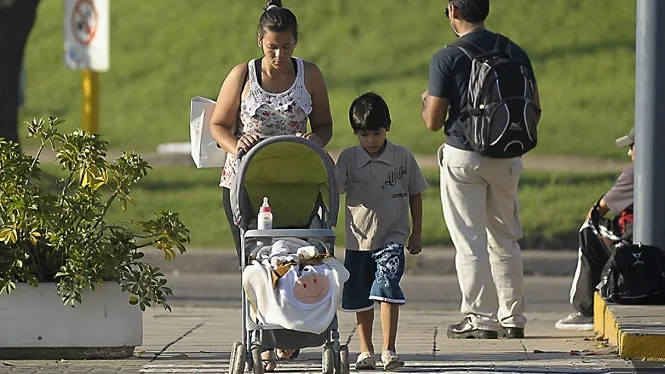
[335,140,429,251]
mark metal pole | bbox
[634,0,665,248]
[81,69,99,133]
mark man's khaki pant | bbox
[438,145,526,330]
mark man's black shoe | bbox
[499,326,525,339]
[447,317,498,339]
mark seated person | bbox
[555,127,635,331]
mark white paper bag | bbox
[190,96,226,168]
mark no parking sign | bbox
[64,0,109,71]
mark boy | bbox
[335,92,429,371]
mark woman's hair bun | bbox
[258,0,297,41]
[264,0,283,10]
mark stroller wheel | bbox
[337,345,349,374]
[229,342,238,371]
[229,342,245,374]
[322,344,335,374]
[251,346,265,374]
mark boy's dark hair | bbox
[449,0,490,23]
[349,92,391,133]
[258,0,299,42]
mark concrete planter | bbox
[0,282,142,359]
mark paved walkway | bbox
[0,307,645,373]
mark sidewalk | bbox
[0,306,640,373]
[143,247,580,277]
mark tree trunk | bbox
[0,0,40,148]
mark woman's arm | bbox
[303,61,333,147]
[210,63,254,156]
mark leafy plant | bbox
[0,117,190,311]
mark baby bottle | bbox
[257,197,273,247]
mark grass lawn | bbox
[35,164,616,251]
[20,0,636,160]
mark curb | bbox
[593,292,665,360]
[142,247,579,277]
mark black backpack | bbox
[598,242,665,305]
[452,34,540,158]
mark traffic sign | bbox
[64,0,109,71]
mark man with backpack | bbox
[555,128,636,331]
[421,0,541,339]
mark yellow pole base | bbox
[82,70,99,134]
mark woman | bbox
[209,0,333,370]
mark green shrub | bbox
[0,117,190,311]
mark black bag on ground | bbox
[452,34,540,158]
[598,242,665,305]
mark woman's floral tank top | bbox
[219,57,312,189]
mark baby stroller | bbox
[227,135,350,374]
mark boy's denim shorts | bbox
[341,242,406,312]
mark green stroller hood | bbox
[231,136,339,230]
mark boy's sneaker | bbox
[355,351,376,370]
[555,312,594,331]
[381,351,404,371]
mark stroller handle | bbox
[235,134,323,162]
[234,135,272,164]
[244,228,336,239]
[236,148,246,160]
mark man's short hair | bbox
[449,0,490,23]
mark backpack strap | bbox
[493,34,512,56]
[451,38,486,60]
[589,195,605,231]
[618,222,634,244]
[452,34,513,60]
[591,195,634,245]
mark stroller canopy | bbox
[231,136,339,230]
